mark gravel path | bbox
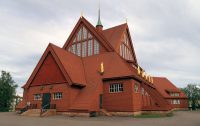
[0,111,200,126]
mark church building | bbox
[16,12,188,116]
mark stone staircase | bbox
[100,109,112,116]
[20,109,56,117]
[21,109,41,117]
[40,109,56,117]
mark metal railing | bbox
[40,104,56,115]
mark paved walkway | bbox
[0,111,200,126]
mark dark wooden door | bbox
[42,93,51,109]
[99,94,103,109]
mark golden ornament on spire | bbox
[81,11,83,18]
[142,70,145,78]
[137,66,141,75]
[148,75,151,82]
[100,62,104,74]
[145,73,148,80]
[151,77,154,83]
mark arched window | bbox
[67,26,100,57]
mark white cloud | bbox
[0,0,200,96]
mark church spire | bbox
[96,0,103,32]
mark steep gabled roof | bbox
[51,44,87,86]
[63,17,114,52]
[23,43,86,89]
[153,77,187,98]
[103,23,138,65]
[103,23,127,50]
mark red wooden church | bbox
[16,13,188,116]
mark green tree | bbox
[181,84,200,110]
[0,71,18,112]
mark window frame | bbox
[53,92,62,100]
[68,25,100,57]
[34,94,42,100]
[134,83,139,93]
[109,83,123,93]
[141,87,144,95]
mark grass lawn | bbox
[133,112,173,118]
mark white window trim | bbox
[134,83,139,93]
[109,83,123,93]
[53,92,62,100]
[34,94,42,100]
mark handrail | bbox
[42,103,50,109]
[40,103,51,115]
[19,105,28,114]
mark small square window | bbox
[109,83,123,93]
[134,83,139,93]
[34,94,42,100]
[53,92,62,100]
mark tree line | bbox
[0,71,18,112]
[181,84,200,110]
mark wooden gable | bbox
[30,52,66,86]
[23,44,73,89]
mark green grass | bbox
[133,112,173,118]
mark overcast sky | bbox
[0,0,200,96]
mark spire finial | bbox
[126,17,128,23]
[81,11,83,18]
[96,0,103,27]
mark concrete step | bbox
[100,109,112,117]
[21,109,41,117]
[41,109,56,117]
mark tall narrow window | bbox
[120,45,122,56]
[83,27,87,40]
[82,41,87,57]
[72,44,76,54]
[67,26,100,57]
[119,32,134,61]
[76,43,81,56]
[73,37,76,43]
[94,39,99,54]
[77,28,82,41]
[88,40,93,56]
[141,87,144,95]
[134,83,139,93]
[88,33,92,38]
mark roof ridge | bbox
[103,23,127,31]
[81,17,115,51]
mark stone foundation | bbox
[109,111,142,116]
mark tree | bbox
[0,71,18,112]
[181,84,200,110]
